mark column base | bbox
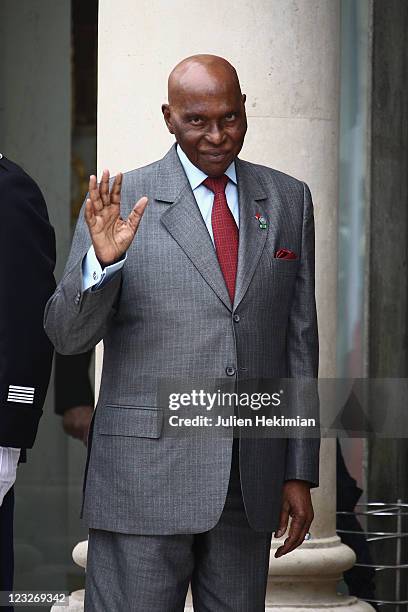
[265,536,375,611]
[266,599,374,611]
[185,595,373,612]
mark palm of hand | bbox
[85,169,148,267]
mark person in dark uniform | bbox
[0,154,55,608]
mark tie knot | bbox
[203,175,229,195]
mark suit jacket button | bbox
[233,314,240,323]
[226,366,236,376]
[74,291,81,305]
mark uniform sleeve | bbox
[0,171,56,448]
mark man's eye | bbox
[225,113,236,121]
[190,117,203,125]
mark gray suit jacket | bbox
[44,144,319,534]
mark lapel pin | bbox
[255,213,267,229]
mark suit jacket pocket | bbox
[95,404,163,439]
[270,257,299,268]
[269,257,299,281]
[263,243,299,272]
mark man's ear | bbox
[161,104,175,134]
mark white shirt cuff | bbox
[82,245,126,291]
[0,446,20,506]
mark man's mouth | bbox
[201,151,230,161]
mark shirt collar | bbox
[176,144,237,190]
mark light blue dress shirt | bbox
[82,145,239,291]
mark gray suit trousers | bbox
[84,440,272,612]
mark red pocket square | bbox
[275,248,297,260]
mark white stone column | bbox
[67,1,374,610]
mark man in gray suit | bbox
[44,54,319,611]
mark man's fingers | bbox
[84,198,96,227]
[297,524,312,548]
[127,196,148,231]
[297,512,313,547]
[99,169,110,206]
[110,172,123,205]
[275,516,310,558]
[275,515,308,558]
[88,175,103,212]
[275,504,290,539]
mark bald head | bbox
[168,54,242,105]
[162,54,247,177]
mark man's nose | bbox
[205,124,225,146]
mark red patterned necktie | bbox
[203,175,239,303]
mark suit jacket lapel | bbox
[157,147,277,313]
[158,146,232,311]
[233,159,269,311]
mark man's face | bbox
[162,72,247,177]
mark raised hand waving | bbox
[84,169,148,267]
